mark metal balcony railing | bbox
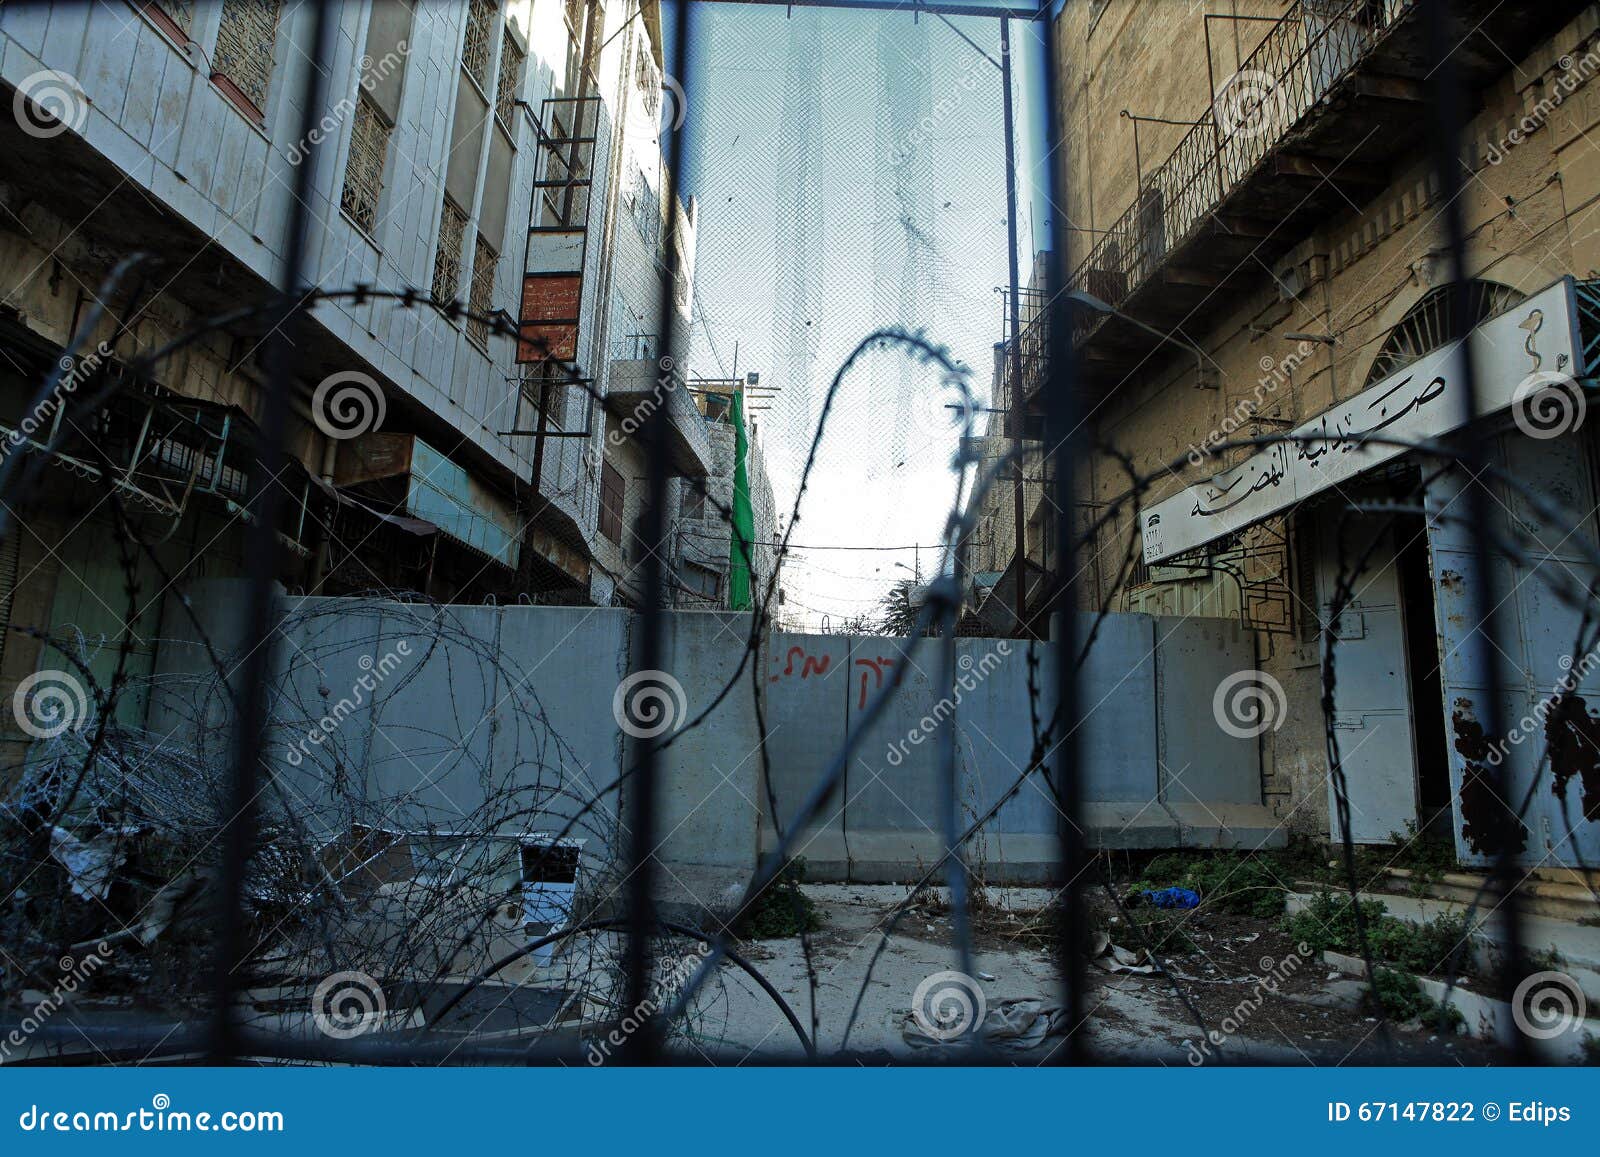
[1067,0,1412,340]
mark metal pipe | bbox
[211,0,334,1063]
[623,0,694,1064]
[1038,0,1087,1064]
[1002,17,1028,637]
[1421,0,1527,1057]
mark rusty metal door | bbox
[1316,514,1421,843]
[1427,427,1600,868]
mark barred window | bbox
[145,0,195,37]
[432,199,468,304]
[634,44,660,119]
[467,235,498,348]
[213,0,280,116]
[340,95,389,236]
[680,484,704,521]
[495,33,524,127]
[462,0,497,91]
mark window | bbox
[462,0,497,91]
[553,0,598,94]
[1364,280,1525,387]
[340,95,389,236]
[630,170,660,249]
[563,0,597,94]
[143,0,195,40]
[681,562,719,601]
[599,461,625,544]
[213,0,281,120]
[432,199,468,303]
[495,32,524,127]
[680,483,705,521]
[467,235,498,348]
[634,43,660,120]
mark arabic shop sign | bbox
[1141,277,1582,564]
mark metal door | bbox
[1316,513,1422,843]
[1426,427,1600,867]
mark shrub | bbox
[1281,891,1470,976]
[736,858,821,939]
[1138,852,1286,918]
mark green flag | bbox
[728,389,755,610]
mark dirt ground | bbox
[678,884,1511,1064]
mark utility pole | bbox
[1000,16,1028,637]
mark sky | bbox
[666,3,1056,630]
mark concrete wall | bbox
[155,591,1280,888]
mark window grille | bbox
[339,95,389,236]
[147,0,195,36]
[495,33,524,127]
[214,0,280,114]
[680,485,704,521]
[467,235,498,348]
[433,200,469,305]
[1363,279,1525,387]
[635,44,661,120]
[462,0,497,91]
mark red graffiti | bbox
[769,646,835,683]
[855,656,896,709]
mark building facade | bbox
[975,0,1600,865]
[0,0,775,751]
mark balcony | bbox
[605,358,715,478]
[1059,0,1591,395]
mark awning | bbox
[605,358,714,478]
[333,433,521,570]
[1141,276,1586,564]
